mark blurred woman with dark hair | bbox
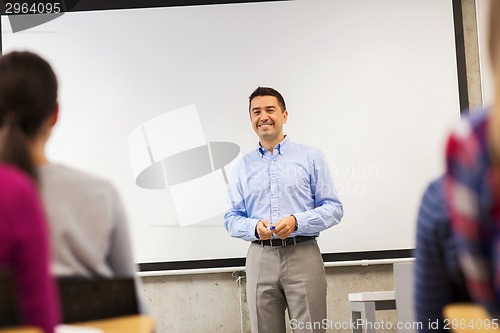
[0,50,144,313]
[0,51,60,333]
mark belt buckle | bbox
[274,239,286,247]
[269,238,297,247]
[269,238,283,248]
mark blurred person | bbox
[445,0,500,318]
[0,51,144,308]
[414,176,470,332]
[0,56,60,331]
[224,87,343,332]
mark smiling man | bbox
[224,86,344,333]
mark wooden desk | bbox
[0,315,153,333]
[443,303,500,333]
[68,315,153,333]
[0,327,42,333]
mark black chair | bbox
[57,276,139,323]
[0,270,22,328]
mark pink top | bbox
[0,164,60,332]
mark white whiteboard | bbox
[1,0,460,264]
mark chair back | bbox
[58,276,139,323]
[0,271,21,328]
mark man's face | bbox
[249,95,288,142]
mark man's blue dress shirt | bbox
[224,136,343,242]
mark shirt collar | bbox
[257,135,290,157]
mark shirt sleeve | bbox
[292,149,343,235]
[414,179,458,332]
[13,176,60,333]
[224,158,260,242]
[107,186,137,277]
[106,186,149,314]
[445,126,499,316]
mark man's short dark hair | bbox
[249,87,286,112]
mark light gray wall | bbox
[140,264,397,333]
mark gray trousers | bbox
[246,239,327,333]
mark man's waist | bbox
[252,236,316,248]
